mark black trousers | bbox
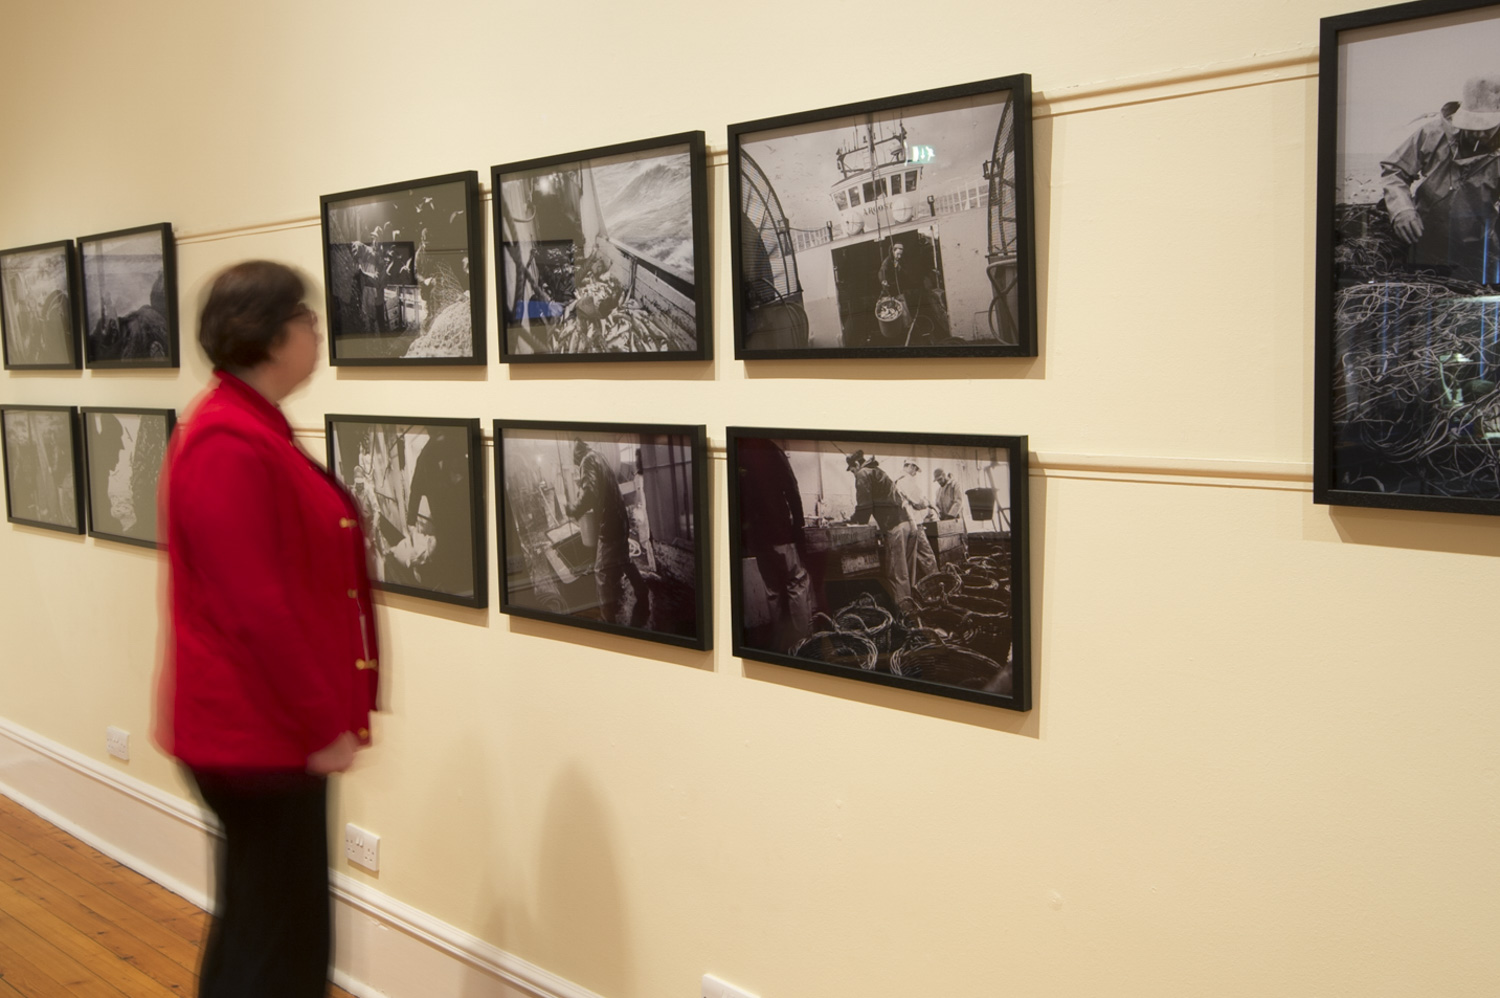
[190,768,332,998]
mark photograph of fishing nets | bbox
[2,405,83,535]
[495,420,711,650]
[79,224,178,370]
[727,427,1030,710]
[728,74,1036,360]
[326,415,487,608]
[81,407,173,548]
[1,240,79,370]
[493,132,711,362]
[1316,0,1500,513]
[320,172,485,366]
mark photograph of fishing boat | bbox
[494,132,710,362]
[2,405,83,534]
[495,420,710,649]
[1,240,78,369]
[79,224,177,369]
[1318,1,1500,514]
[728,427,1030,710]
[321,172,484,365]
[729,75,1035,360]
[327,415,486,607]
[81,406,173,548]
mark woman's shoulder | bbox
[171,398,289,481]
[179,381,285,443]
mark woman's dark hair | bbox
[198,260,306,370]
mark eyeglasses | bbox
[286,304,319,327]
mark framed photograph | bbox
[78,223,178,369]
[492,131,711,362]
[325,415,486,607]
[727,427,1029,710]
[320,171,485,366]
[1316,0,1500,513]
[728,75,1036,360]
[494,420,710,649]
[80,407,174,548]
[1,405,84,534]
[1,240,80,369]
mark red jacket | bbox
[157,372,379,769]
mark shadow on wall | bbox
[464,761,631,998]
[1028,99,1053,368]
[1317,504,1500,557]
[506,614,714,672]
[506,359,717,383]
[456,737,510,998]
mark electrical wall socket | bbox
[105,726,129,761]
[344,823,379,872]
[703,974,759,998]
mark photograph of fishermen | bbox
[732,432,1022,701]
[499,425,706,646]
[3,407,80,532]
[323,174,480,362]
[81,226,173,367]
[1,242,77,368]
[734,80,1029,356]
[1325,4,1500,505]
[83,409,171,546]
[496,136,705,358]
[329,418,482,604]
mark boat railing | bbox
[926,182,987,217]
[606,238,695,301]
[789,225,835,253]
[807,179,994,247]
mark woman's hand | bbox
[307,731,358,774]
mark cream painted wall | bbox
[3,1,1498,997]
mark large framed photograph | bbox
[1316,0,1500,513]
[495,420,710,649]
[492,132,711,362]
[1,240,80,369]
[728,75,1036,360]
[325,415,486,607]
[1,405,83,534]
[727,427,1029,710]
[81,407,174,548]
[320,172,485,366]
[79,223,178,369]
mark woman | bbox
[156,260,379,998]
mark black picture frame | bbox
[727,426,1030,710]
[494,419,711,650]
[491,131,712,362]
[727,75,1036,360]
[80,406,175,548]
[1316,0,1500,514]
[1,239,80,370]
[1,405,84,534]
[325,414,487,608]
[78,223,178,369]
[320,171,486,366]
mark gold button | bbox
[347,589,357,598]
[357,728,369,739]
[355,658,377,670]
[339,517,352,528]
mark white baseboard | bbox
[0,718,603,998]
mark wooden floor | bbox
[0,793,354,997]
